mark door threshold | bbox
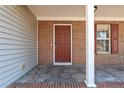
[54,62,72,65]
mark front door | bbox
[54,25,71,65]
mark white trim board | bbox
[37,17,85,21]
[37,21,39,65]
[53,24,72,65]
[95,17,124,21]
[37,17,124,21]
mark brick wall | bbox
[38,21,124,64]
[38,21,86,64]
[95,21,124,64]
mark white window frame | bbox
[96,24,111,54]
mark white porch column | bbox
[84,5,96,87]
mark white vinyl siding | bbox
[0,5,37,87]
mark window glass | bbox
[96,24,110,53]
[97,40,109,52]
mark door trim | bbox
[53,24,72,65]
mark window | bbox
[96,24,111,53]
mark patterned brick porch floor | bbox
[7,82,124,88]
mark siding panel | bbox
[0,5,37,87]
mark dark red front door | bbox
[55,25,71,63]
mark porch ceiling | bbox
[27,5,124,21]
[27,5,85,20]
[95,5,124,20]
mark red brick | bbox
[38,21,124,64]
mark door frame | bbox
[53,24,72,65]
